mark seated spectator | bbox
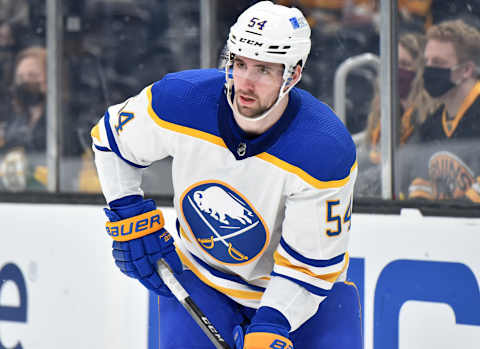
[70,0,154,193]
[355,32,437,197]
[0,0,31,146]
[0,0,30,46]
[408,19,480,202]
[368,34,434,159]
[83,0,156,102]
[275,0,379,106]
[0,46,47,191]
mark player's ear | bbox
[287,65,302,86]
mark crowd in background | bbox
[0,0,479,204]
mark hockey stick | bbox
[156,260,232,349]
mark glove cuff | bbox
[243,307,292,348]
[105,209,165,241]
[250,306,291,331]
[108,196,156,219]
[243,332,292,349]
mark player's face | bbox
[232,56,284,118]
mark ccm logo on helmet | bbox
[239,37,263,47]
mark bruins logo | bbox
[428,151,475,199]
[180,180,269,265]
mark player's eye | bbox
[234,60,245,69]
[258,66,270,75]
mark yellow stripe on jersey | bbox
[146,85,227,148]
[176,248,264,300]
[274,251,349,283]
[258,153,357,189]
[146,85,357,189]
[91,123,101,142]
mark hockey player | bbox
[91,1,361,348]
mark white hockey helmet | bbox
[225,1,311,121]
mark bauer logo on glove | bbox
[106,209,165,241]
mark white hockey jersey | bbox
[91,69,357,331]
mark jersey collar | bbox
[218,87,300,160]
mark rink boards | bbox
[0,203,479,348]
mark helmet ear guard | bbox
[224,1,311,122]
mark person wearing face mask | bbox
[408,19,480,202]
[0,46,48,191]
[355,32,437,198]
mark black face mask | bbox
[13,82,45,107]
[423,66,456,98]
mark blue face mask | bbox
[422,65,459,98]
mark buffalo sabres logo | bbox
[180,181,269,265]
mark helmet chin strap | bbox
[224,54,301,122]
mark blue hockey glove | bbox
[234,306,293,349]
[104,196,183,296]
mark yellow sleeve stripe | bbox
[244,332,293,348]
[91,123,101,142]
[274,251,349,283]
[257,153,357,189]
[146,85,227,148]
[146,85,357,189]
[106,209,165,242]
[176,249,263,300]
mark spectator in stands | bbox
[355,32,437,197]
[0,0,29,46]
[0,0,31,147]
[366,33,435,162]
[0,46,47,191]
[275,0,379,107]
[70,0,156,193]
[83,0,154,103]
[408,19,480,202]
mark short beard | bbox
[234,97,273,119]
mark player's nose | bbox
[238,72,256,90]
